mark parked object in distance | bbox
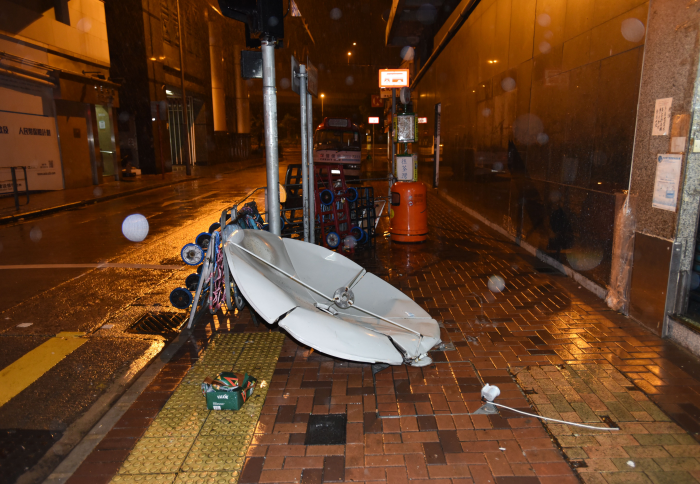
[223,228,440,366]
[314,118,362,178]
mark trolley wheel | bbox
[185,273,200,291]
[350,226,366,244]
[208,222,221,233]
[170,287,193,309]
[196,264,203,274]
[320,189,334,206]
[326,231,341,248]
[346,187,359,202]
[181,243,205,266]
[195,232,211,249]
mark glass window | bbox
[314,130,360,151]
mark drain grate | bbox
[126,312,187,336]
[305,414,347,445]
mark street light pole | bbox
[262,39,281,236]
[321,94,324,119]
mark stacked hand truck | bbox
[168,189,272,327]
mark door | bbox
[95,105,116,178]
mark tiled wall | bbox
[414,0,649,288]
[0,0,109,66]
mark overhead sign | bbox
[417,117,428,124]
[291,55,300,95]
[379,69,409,88]
[371,95,383,107]
[307,57,318,97]
[368,117,380,124]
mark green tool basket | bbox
[201,372,257,411]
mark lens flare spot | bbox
[330,8,342,20]
[122,214,149,242]
[488,275,506,293]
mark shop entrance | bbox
[95,105,116,178]
[167,97,196,166]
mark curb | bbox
[0,177,196,226]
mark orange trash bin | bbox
[389,181,428,243]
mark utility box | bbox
[389,181,428,243]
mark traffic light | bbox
[218,0,285,40]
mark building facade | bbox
[104,0,252,175]
[387,0,700,353]
[0,0,119,191]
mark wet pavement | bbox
[3,151,700,484]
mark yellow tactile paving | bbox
[110,332,285,483]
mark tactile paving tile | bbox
[119,437,194,475]
[113,332,285,481]
[174,471,240,484]
[111,474,177,483]
[144,405,208,438]
[180,434,248,472]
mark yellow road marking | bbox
[0,332,87,407]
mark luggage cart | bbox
[348,186,377,249]
[314,164,361,253]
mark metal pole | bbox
[10,167,18,211]
[307,92,315,244]
[298,65,309,242]
[176,0,192,176]
[157,106,165,179]
[391,88,396,183]
[262,39,281,236]
[372,124,375,163]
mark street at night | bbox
[3,1,700,484]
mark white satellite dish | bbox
[223,228,441,366]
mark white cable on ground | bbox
[489,402,619,431]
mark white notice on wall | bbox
[652,154,683,211]
[652,98,672,136]
[671,137,686,153]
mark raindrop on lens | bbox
[537,13,551,27]
[471,223,480,231]
[280,78,290,90]
[537,133,549,145]
[30,226,42,242]
[538,41,552,54]
[544,30,553,40]
[330,8,342,20]
[493,162,503,172]
[122,214,149,242]
[567,248,603,272]
[621,18,645,42]
[488,275,506,293]
[216,173,223,180]
[400,46,415,61]
[343,236,357,250]
[501,77,516,92]
[93,187,103,197]
[268,16,278,27]
[482,108,491,117]
[76,18,92,32]
[345,76,354,86]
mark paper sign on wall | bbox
[652,98,672,136]
[652,153,683,211]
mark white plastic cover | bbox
[224,229,441,365]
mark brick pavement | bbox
[66,193,700,484]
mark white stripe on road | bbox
[0,263,182,270]
[161,191,219,207]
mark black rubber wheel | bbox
[185,273,200,291]
[208,222,221,233]
[170,287,193,309]
[195,232,211,249]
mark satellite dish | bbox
[223,228,440,366]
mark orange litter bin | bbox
[389,181,428,243]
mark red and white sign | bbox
[417,117,428,124]
[368,117,380,124]
[371,95,383,107]
[379,69,409,88]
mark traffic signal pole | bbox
[262,39,281,236]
